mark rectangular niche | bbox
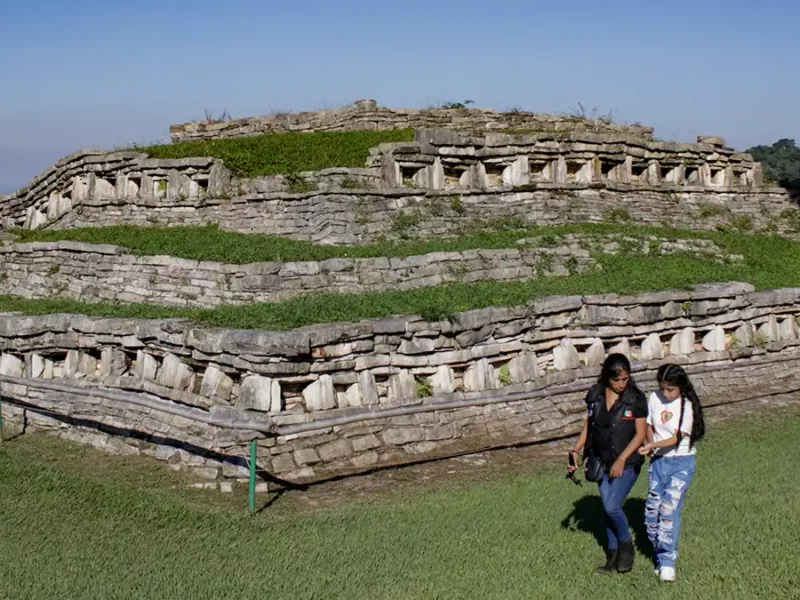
[710,167,726,186]
[599,159,625,182]
[660,163,682,184]
[126,175,142,197]
[566,160,592,183]
[529,159,553,183]
[482,161,506,187]
[400,165,424,187]
[631,162,649,184]
[684,166,701,185]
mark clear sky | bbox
[1,0,798,193]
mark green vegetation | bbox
[130,129,415,178]
[0,222,715,264]
[4,224,800,330]
[747,139,800,188]
[1,407,798,599]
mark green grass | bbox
[3,221,772,264]
[1,408,798,599]
[129,129,415,178]
[4,224,800,330]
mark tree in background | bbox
[746,139,800,189]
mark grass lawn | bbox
[128,129,415,178]
[4,224,800,330]
[0,407,798,599]
[6,222,757,264]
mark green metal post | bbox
[248,438,257,514]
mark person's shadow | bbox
[561,495,653,563]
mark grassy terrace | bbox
[130,129,415,178]
[7,222,792,264]
[1,407,798,598]
[3,224,800,330]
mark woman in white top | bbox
[639,364,706,583]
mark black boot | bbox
[595,549,618,574]
[617,540,634,573]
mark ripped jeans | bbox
[645,455,697,569]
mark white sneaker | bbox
[653,567,660,576]
[660,566,676,582]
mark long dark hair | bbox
[656,364,706,447]
[598,353,642,395]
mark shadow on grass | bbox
[561,494,653,562]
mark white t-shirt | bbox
[646,391,695,457]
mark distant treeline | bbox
[747,139,800,190]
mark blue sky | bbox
[1,0,798,193]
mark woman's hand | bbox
[639,443,653,456]
[567,450,580,473]
[609,458,625,479]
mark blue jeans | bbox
[597,466,641,550]
[645,455,697,569]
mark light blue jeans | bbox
[598,466,641,550]
[645,455,697,569]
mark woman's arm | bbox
[645,424,654,445]
[568,417,589,473]
[610,418,647,478]
[640,433,679,454]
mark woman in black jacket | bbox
[568,353,648,574]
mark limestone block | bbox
[302,374,336,411]
[553,339,580,371]
[0,353,23,377]
[343,383,362,408]
[134,351,159,381]
[239,375,277,412]
[476,162,490,189]
[640,333,664,361]
[584,339,606,367]
[382,427,426,446]
[734,323,754,348]
[509,351,537,384]
[463,358,499,391]
[701,326,726,352]
[72,176,88,201]
[503,155,530,186]
[270,379,282,412]
[779,317,799,341]
[387,370,417,403]
[608,338,631,359]
[199,366,233,401]
[670,328,695,356]
[757,315,780,343]
[318,439,353,462]
[99,348,130,378]
[553,157,567,184]
[65,350,96,378]
[25,353,54,379]
[431,365,456,395]
[158,353,195,390]
[574,160,593,184]
[431,157,445,190]
[359,370,379,405]
[24,207,47,230]
[399,338,435,355]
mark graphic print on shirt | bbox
[660,410,674,424]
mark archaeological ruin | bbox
[2,100,799,491]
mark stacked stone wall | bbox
[2,283,800,485]
[169,100,654,143]
[0,235,736,308]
